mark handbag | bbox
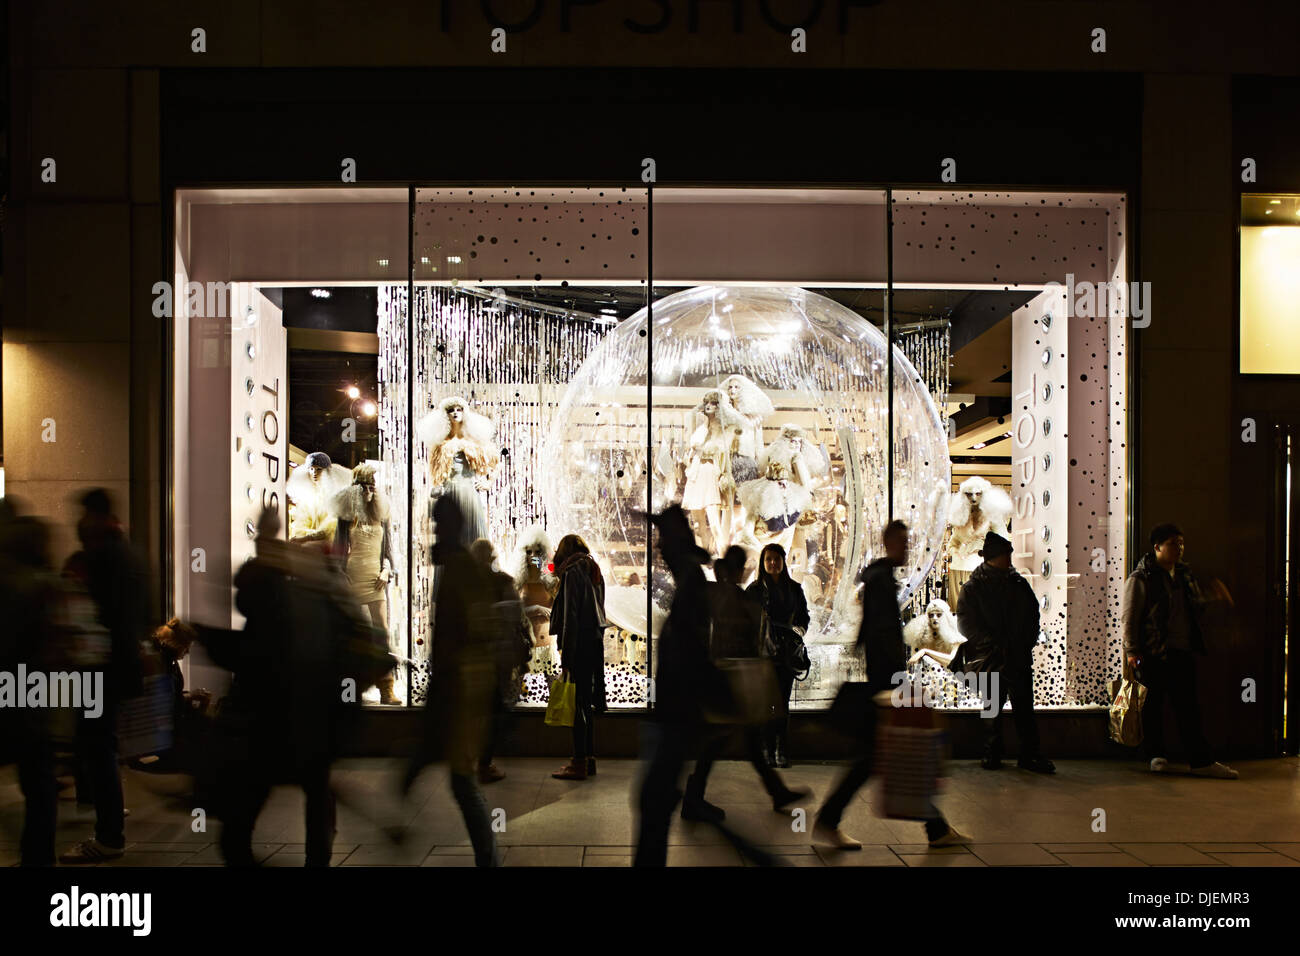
[761,614,811,679]
[1107,674,1147,747]
[874,702,946,820]
[544,676,576,727]
[702,657,780,725]
[117,642,175,761]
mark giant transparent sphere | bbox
[541,285,950,644]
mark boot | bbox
[377,674,401,706]
[586,757,597,776]
[552,759,587,781]
[773,734,791,769]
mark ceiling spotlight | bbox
[600,308,618,315]
[971,441,987,450]
[360,400,377,417]
[1270,199,1282,204]
[447,255,462,264]
[345,384,361,399]
[310,288,331,299]
[1266,209,1274,215]
[377,258,389,268]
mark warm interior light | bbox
[345,384,361,399]
[361,400,377,417]
[1271,199,1282,204]
[310,288,331,298]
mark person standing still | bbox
[815,520,970,850]
[745,543,808,768]
[955,531,1055,774]
[1122,524,1237,778]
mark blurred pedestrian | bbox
[407,497,500,866]
[816,520,970,849]
[1122,524,1237,778]
[0,503,61,866]
[203,506,384,867]
[549,533,608,780]
[634,506,724,866]
[955,531,1055,774]
[745,543,809,768]
[683,546,809,823]
[59,489,151,864]
[469,537,532,784]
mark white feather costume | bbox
[286,460,350,545]
[946,475,1013,572]
[512,525,558,645]
[758,424,829,487]
[417,396,497,544]
[903,598,967,666]
[738,460,813,533]
[719,374,774,461]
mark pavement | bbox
[3,756,1300,867]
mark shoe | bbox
[1149,757,1169,773]
[551,761,587,780]
[980,756,1002,770]
[928,826,972,848]
[772,786,811,812]
[586,757,597,776]
[1190,761,1239,779]
[59,838,125,864]
[760,744,773,768]
[681,798,726,824]
[1017,757,1057,774]
[813,820,862,850]
[477,763,506,784]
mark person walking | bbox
[1122,524,1237,778]
[682,546,809,823]
[549,534,608,780]
[408,496,501,866]
[955,531,1055,774]
[745,543,808,768]
[469,537,532,784]
[815,520,970,849]
[59,489,151,864]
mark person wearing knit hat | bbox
[954,529,1055,774]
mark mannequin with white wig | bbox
[681,389,747,552]
[903,598,967,668]
[945,475,1013,606]
[417,396,498,546]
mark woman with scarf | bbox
[550,534,608,780]
[745,543,810,768]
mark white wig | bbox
[738,470,813,520]
[719,374,775,419]
[947,475,1013,529]
[510,525,557,587]
[759,424,829,478]
[903,598,966,654]
[692,389,748,431]
[331,484,391,525]
[286,460,350,504]
[416,395,495,448]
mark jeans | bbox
[686,726,789,805]
[451,772,501,866]
[572,676,596,761]
[219,760,336,867]
[1138,649,1212,768]
[15,720,57,866]
[766,665,796,750]
[818,703,948,840]
[634,721,692,867]
[75,694,125,849]
[983,667,1041,761]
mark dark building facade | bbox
[5,0,1300,757]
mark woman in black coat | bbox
[745,543,810,768]
[549,534,608,780]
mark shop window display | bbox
[173,185,1128,714]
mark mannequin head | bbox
[306,452,332,483]
[726,379,742,404]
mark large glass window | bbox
[1241,194,1300,375]
[171,185,1128,712]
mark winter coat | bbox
[1121,553,1208,660]
[654,546,726,725]
[856,558,907,694]
[71,531,151,699]
[745,573,810,674]
[707,581,763,660]
[551,553,608,713]
[954,561,1040,674]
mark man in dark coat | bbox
[410,496,500,866]
[816,520,969,849]
[59,488,152,864]
[204,506,375,867]
[955,531,1055,773]
[681,546,808,824]
[1121,523,1237,778]
[634,506,725,866]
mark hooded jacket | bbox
[954,561,1040,674]
[1121,553,1208,659]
